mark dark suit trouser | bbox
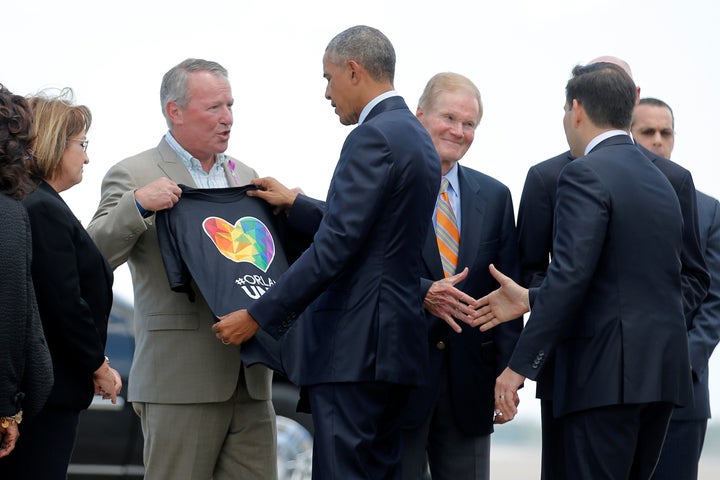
[401,364,490,480]
[0,405,80,479]
[540,399,566,480]
[308,382,410,480]
[650,418,707,480]
[563,402,674,480]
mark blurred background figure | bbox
[0,83,53,460]
[632,97,720,480]
[3,88,120,479]
[631,98,675,159]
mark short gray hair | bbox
[325,25,395,84]
[160,58,229,127]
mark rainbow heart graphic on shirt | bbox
[202,216,275,272]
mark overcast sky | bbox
[5,0,720,425]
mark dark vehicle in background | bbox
[68,297,313,480]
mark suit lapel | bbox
[156,139,197,187]
[456,166,484,277]
[223,160,241,186]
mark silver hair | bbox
[160,58,229,127]
[325,25,395,84]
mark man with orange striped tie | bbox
[400,72,524,480]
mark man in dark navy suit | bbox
[400,72,522,480]
[212,25,440,479]
[474,62,694,479]
[515,57,709,479]
[631,97,720,480]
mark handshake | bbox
[425,264,531,424]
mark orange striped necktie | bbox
[436,177,460,278]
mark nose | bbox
[448,119,464,137]
[220,105,233,126]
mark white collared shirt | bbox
[165,131,230,188]
[584,130,631,156]
[358,90,400,125]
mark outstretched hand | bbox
[470,264,530,331]
[423,268,478,333]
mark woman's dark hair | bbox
[0,84,35,199]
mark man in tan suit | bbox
[87,58,276,480]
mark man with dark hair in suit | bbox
[631,97,720,480]
[212,25,440,479]
[400,72,522,480]
[514,57,709,479]
[473,62,694,479]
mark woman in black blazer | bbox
[3,89,121,479]
[0,84,53,461]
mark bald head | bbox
[588,55,640,101]
[588,56,633,78]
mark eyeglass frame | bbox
[68,138,89,152]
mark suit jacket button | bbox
[436,341,446,350]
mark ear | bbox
[571,99,584,128]
[416,106,424,120]
[166,101,182,125]
[347,60,362,84]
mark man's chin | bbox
[215,139,230,153]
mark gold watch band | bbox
[1,410,23,428]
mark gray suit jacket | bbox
[87,138,272,404]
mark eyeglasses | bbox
[69,138,89,152]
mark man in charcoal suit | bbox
[515,57,709,479]
[475,62,695,479]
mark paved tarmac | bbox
[490,444,720,479]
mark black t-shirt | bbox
[156,185,293,317]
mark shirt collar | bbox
[358,90,399,125]
[443,163,460,197]
[584,130,630,155]
[164,131,226,170]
